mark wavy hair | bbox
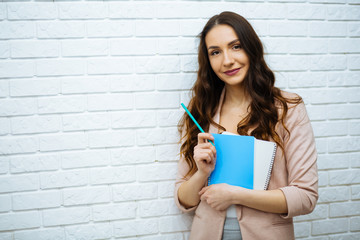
[178,12,302,178]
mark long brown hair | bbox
[178,11,302,178]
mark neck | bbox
[224,84,251,108]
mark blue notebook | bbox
[208,133,277,190]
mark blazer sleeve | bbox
[279,102,319,219]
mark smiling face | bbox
[205,24,250,88]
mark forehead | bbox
[205,24,238,47]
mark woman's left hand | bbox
[199,183,237,211]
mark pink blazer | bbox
[174,89,318,240]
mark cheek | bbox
[209,58,221,72]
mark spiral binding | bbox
[263,144,277,190]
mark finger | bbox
[197,133,215,144]
[199,186,209,196]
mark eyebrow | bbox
[208,39,240,50]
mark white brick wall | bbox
[0,1,359,239]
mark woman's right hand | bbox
[193,133,216,177]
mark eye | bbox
[210,50,220,56]
[233,44,242,50]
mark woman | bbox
[175,12,318,240]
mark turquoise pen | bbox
[181,103,215,146]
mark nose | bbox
[222,50,234,67]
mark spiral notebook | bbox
[208,132,277,190]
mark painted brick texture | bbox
[0,1,359,239]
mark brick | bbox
[0,117,10,135]
[156,144,180,162]
[309,55,347,71]
[0,41,10,58]
[157,110,183,127]
[111,111,156,129]
[156,74,195,91]
[136,233,184,240]
[306,106,327,121]
[329,233,360,240]
[7,3,57,20]
[327,104,360,120]
[0,136,38,155]
[350,216,360,231]
[158,181,175,198]
[86,20,134,38]
[181,55,198,72]
[0,60,34,78]
[312,218,348,235]
[159,215,192,233]
[38,96,86,114]
[110,75,155,92]
[0,4,6,20]
[179,19,207,37]
[349,23,360,37]
[62,76,109,94]
[352,185,360,200]
[61,39,108,57]
[88,130,135,148]
[287,4,326,20]
[0,157,9,174]
[10,78,60,97]
[0,89,27,111]
[0,195,11,212]
[110,38,157,56]
[349,54,360,70]
[330,201,360,217]
[294,222,310,238]
[246,3,287,19]
[113,219,158,238]
[329,169,360,185]
[262,37,288,54]
[294,204,328,221]
[318,186,349,203]
[137,163,177,182]
[267,55,308,71]
[10,154,59,173]
[327,5,360,20]
[11,40,59,58]
[11,115,60,134]
[140,199,179,217]
[63,186,110,206]
[328,137,360,153]
[62,113,109,131]
[329,38,360,54]
[318,171,328,187]
[90,166,135,185]
[61,150,110,169]
[268,21,307,36]
[39,133,87,152]
[0,21,35,39]
[58,2,106,19]
[40,170,88,189]
[309,22,347,37]
[12,190,61,210]
[111,147,155,165]
[112,183,157,202]
[350,153,360,168]
[36,59,85,76]
[315,138,327,154]
[135,92,180,109]
[286,72,327,88]
[136,128,179,146]
[317,154,349,170]
[0,211,40,231]
[0,80,8,98]
[136,56,180,74]
[158,37,197,55]
[92,202,136,221]
[87,58,134,75]
[328,72,360,87]
[312,121,348,137]
[65,223,111,240]
[136,20,180,37]
[108,2,156,19]
[37,21,85,39]
[14,228,65,240]
[42,207,90,227]
[156,2,203,19]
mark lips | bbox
[224,68,241,76]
